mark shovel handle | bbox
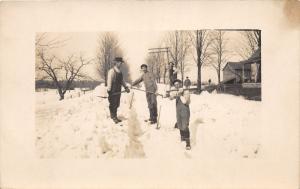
[111,90,127,96]
[166,87,198,93]
[97,90,126,98]
[131,87,164,97]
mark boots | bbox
[186,139,191,150]
[149,107,157,124]
[115,117,122,122]
[182,129,191,150]
[150,118,157,124]
[112,115,122,124]
[112,117,119,124]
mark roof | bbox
[242,48,261,64]
[223,48,261,71]
[223,62,251,71]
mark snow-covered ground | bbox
[35,85,261,159]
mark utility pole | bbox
[148,47,174,86]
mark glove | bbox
[125,87,130,93]
[178,88,184,95]
[169,91,177,99]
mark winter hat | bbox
[140,64,148,69]
[114,57,124,63]
[173,79,182,85]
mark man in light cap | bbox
[131,64,158,124]
[107,57,130,124]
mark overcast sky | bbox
[40,31,245,83]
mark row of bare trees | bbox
[35,33,94,100]
[146,30,261,92]
[35,30,261,99]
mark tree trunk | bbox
[180,60,183,83]
[174,31,178,81]
[197,63,202,93]
[104,71,107,86]
[58,88,64,100]
[218,69,221,84]
[196,30,202,93]
[53,79,65,100]
[163,67,166,84]
[169,63,174,85]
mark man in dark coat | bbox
[107,57,130,124]
[131,64,158,124]
[184,76,191,89]
[169,79,191,150]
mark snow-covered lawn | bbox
[35,86,261,159]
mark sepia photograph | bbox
[35,30,261,159]
[1,1,299,188]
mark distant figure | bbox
[107,57,130,124]
[184,77,191,89]
[169,79,191,150]
[208,79,211,86]
[131,64,158,124]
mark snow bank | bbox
[189,92,261,159]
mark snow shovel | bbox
[131,87,164,98]
[95,83,127,98]
[97,90,127,98]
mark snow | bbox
[35,84,261,159]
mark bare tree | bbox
[155,52,164,83]
[237,30,261,59]
[209,30,228,84]
[146,52,165,83]
[96,32,119,86]
[164,31,191,83]
[35,33,93,100]
[35,33,68,81]
[147,45,170,84]
[178,32,191,83]
[36,51,93,100]
[190,30,213,92]
[96,32,131,85]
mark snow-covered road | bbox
[36,86,261,159]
